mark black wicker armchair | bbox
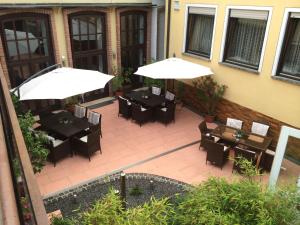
[198,121,213,149]
[72,129,101,161]
[131,102,152,126]
[118,96,132,119]
[204,139,230,169]
[46,137,71,167]
[155,101,176,125]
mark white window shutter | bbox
[230,9,268,20]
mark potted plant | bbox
[143,77,165,89]
[193,76,227,123]
[111,67,131,96]
[64,96,79,112]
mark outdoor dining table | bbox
[125,90,165,108]
[211,125,272,168]
[40,111,90,138]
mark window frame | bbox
[219,6,272,72]
[182,4,217,60]
[272,8,300,83]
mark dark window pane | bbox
[279,19,300,79]
[17,40,29,56]
[186,14,214,57]
[39,20,47,38]
[138,29,144,44]
[121,31,126,46]
[97,17,103,33]
[26,19,39,38]
[88,18,97,34]
[72,19,79,35]
[224,18,266,70]
[139,15,144,29]
[79,19,88,35]
[7,41,18,57]
[96,34,103,49]
[121,16,126,31]
[15,20,26,34]
[80,35,88,51]
[29,39,39,56]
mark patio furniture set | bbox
[199,118,274,172]
[118,87,176,126]
[36,105,102,166]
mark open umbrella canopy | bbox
[134,57,213,79]
[12,67,114,100]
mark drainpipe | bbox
[165,0,171,59]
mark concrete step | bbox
[80,96,115,109]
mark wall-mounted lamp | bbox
[173,0,180,11]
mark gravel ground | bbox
[44,173,190,219]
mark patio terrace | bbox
[36,101,272,197]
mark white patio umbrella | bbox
[134,57,213,79]
[12,67,114,100]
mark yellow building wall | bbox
[168,0,300,128]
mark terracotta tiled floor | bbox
[36,102,270,197]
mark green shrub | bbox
[50,217,75,225]
[144,77,165,89]
[18,111,49,173]
[125,197,174,225]
[80,189,125,225]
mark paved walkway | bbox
[36,101,269,197]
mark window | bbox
[276,12,300,81]
[222,9,269,70]
[185,7,216,58]
[0,13,54,88]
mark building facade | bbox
[167,0,300,150]
[0,0,165,111]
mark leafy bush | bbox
[50,217,75,225]
[144,77,165,89]
[80,189,124,225]
[18,111,49,173]
[125,197,174,225]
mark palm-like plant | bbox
[193,76,227,116]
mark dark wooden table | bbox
[211,125,272,167]
[125,90,165,108]
[40,111,90,138]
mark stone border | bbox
[43,172,191,205]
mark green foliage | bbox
[11,93,22,115]
[193,76,227,116]
[125,197,174,225]
[129,185,143,196]
[234,156,261,180]
[174,177,299,225]
[50,217,75,225]
[80,189,125,225]
[18,111,49,173]
[143,77,165,89]
[111,67,132,92]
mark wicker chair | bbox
[118,96,132,119]
[155,101,176,125]
[87,111,102,137]
[233,146,257,174]
[46,136,71,167]
[72,129,101,161]
[204,139,230,169]
[198,121,214,149]
[131,102,152,126]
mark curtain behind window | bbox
[281,20,300,77]
[226,18,266,69]
[187,14,214,57]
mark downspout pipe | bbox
[165,0,171,58]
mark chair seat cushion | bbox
[141,107,147,112]
[127,101,132,106]
[224,146,229,151]
[266,149,275,155]
[53,139,63,147]
[161,107,167,112]
[80,135,88,143]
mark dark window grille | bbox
[185,13,214,58]
[276,15,300,82]
[223,10,268,70]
